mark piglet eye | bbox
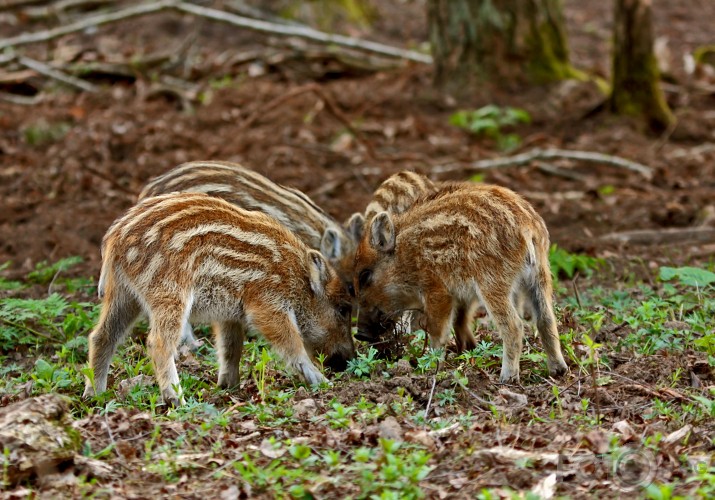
[347,283,355,297]
[358,269,372,289]
[339,304,352,317]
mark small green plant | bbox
[22,119,72,146]
[449,105,531,151]
[0,262,23,291]
[326,401,355,429]
[549,244,603,280]
[27,256,83,285]
[253,347,272,401]
[435,388,457,407]
[346,346,379,378]
[0,293,99,349]
[32,358,73,392]
[416,347,444,374]
[659,266,715,288]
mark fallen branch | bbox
[0,0,432,66]
[18,55,99,92]
[0,91,43,105]
[600,227,715,246]
[0,0,46,10]
[175,2,432,64]
[21,0,115,21]
[534,161,587,181]
[0,0,177,51]
[224,0,301,26]
[432,148,654,179]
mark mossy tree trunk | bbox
[610,0,674,130]
[427,0,576,90]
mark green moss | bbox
[525,6,581,84]
[694,45,715,67]
[610,51,674,130]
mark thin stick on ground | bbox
[0,0,177,51]
[432,148,654,179]
[242,83,377,159]
[0,91,43,105]
[572,272,583,309]
[0,0,432,65]
[17,56,99,93]
[174,2,432,64]
[423,375,437,421]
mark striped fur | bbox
[364,171,437,222]
[353,183,568,382]
[139,161,361,287]
[84,193,355,406]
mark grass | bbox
[1,254,714,497]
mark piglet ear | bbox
[308,250,331,295]
[345,212,365,242]
[369,211,395,253]
[320,228,342,261]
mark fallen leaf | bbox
[583,430,609,454]
[663,424,692,445]
[378,416,403,441]
[259,439,286,459]
[531,472,557,499]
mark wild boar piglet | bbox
[140,161,363,293]
[345,170,437,342]
[353,183,569,382]
[83,193,355,406]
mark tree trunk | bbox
[427,0,576,90]
[610,0,674,130]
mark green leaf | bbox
[448,111,469,128]
[659,266,715,287]
[34,358,54,382]
[468,118,499,135]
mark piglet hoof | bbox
[548,360,569,378]
[300,362,328,388]
[218,373,240,390]
[499,369,520,385]
[82,385,96,399]
[162,389,185,408]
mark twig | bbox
[432,148,654,179]
[17,56,99,92]
[241,83,322,129]
[0,0,178,51]
[590,356,601,425]
[0,317,56,342]
[534,161,587,181]
[174,2,432,64]
[242,83,376,159]
[600,227,715,246]
[21,0,116,21]
[572,272,582,309]
[224,0,301,26]
[0,91,43,105]
[82,164,136,196]
[0,0,46,10]
[103,414,123,461]
[423,375,437,421]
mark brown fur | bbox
[83,192,355,406]
[353,183,568,382]
[139,161,362,289]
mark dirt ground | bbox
[1,0,714,498]
[1,0,714,278]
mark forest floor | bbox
[1,0,714,498]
